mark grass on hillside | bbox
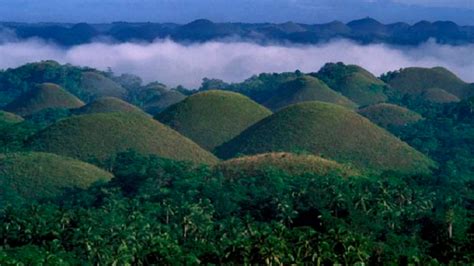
[263,75,357,110]
[316,63,388,106]
[0,111,23,128]
[74,97,146,115]
[157,90,272,150]
[28,112,218,165]
[0,152,113,204]
[4,83,85,116]
[358,103,423,128]
[216,101,435,175]
[80,72,127,99]
[217,152,359,178]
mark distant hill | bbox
[216,101,435,175]
[80,72,127,100]
[263,76,357,110]
[0,111,23,128]
[75,97,146,115]
[157,90,271,150]
[27,112,218,164]
[382,67,473,99]
[0,152,112,204]
[358,103,423,129]
[4,83,85,116]
[419,88,460,104]
[217,152,358,178]
[133,83,187,115]
[3,18,474,46]
[316,62,389,106]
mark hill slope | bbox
[358,103,423,129]
[0,111,23,128]
[419,88,460,103]
[157,90,272,150]
[384,67,472,98]
[316,63,388,106]
[216,101,434,174]
[0,152,112,203]
[217,152,358,177]
[263,76,357,110]
[80,72,127,99]
[27,112,218,164]
[75,97,146,115]
[4,83,85,116]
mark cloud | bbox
[0,37,473,88]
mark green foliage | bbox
[4,83,84,116]
[263,75,357,110]
[0,151,472,264]
[0,152,113,204]
[316,62,389,106]
[28,112,219,164]
[157,90,272,150]
[358,103,423,129]
[216,101,435,175]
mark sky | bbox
[0,0,474,24]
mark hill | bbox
[0,152,112,203]
[217,152,358,178]
[80,72,127,99]
[419,88,460,103]
[74,97,146,115]
[358,103,423,129]
[316,62,388,106]
[215,101,434,174]
[27,112,218,164]
[4,83,85,116]
[383,67,472,98]
[263,75,357,110]
[0,111,23,128]
[157,90,272,150]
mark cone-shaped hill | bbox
[0,152,113,204]
[0,111,23,127]
[316,62,388,106]
[143,90,187,115]
[215,101,435,175]
[4,83,85,116]
[74,97,146,115]
[419,88,460,103]
[384,67,472,98]
[263,75,357,110]
[80,71,127,99]
[217,152,358,178]
[157,90,272,150]
[358,103,423,129]
[27,112,218,164]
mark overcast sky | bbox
[0,0,473,24]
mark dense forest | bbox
[0,61,473,264]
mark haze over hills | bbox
[2,18,474,46]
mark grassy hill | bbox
[157,90,272,150]
[80,72,127,99]
[0,152,112,203]
[316,62,388,106]
[263,75,357,110]
[27,112,218,164]
[143,90,186,115]
[216,101,435,175]
[358,103,423,129]
[383,67,472,98]
[217,152,358,178]
[4,83,85,116]
[75,97,146,115]
[0,111,23,128]
[419,88,460,103]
